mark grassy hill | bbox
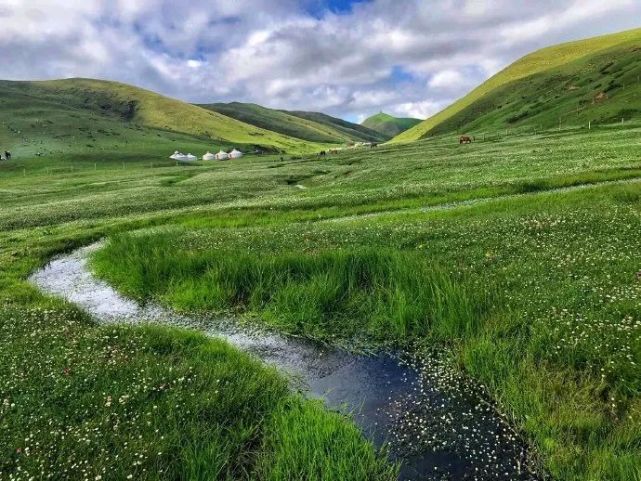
[361,112,421,137]
[285,110,388,143]
[201,102,384,144]
[0,79,318,158]
[393,27,641,142]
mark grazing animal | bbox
[319,151,326,157]
[593,91,608,104]
[4,151,10,160]
[459,135,474,144]
[371,143,379,148]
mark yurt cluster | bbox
[170,149,243,162]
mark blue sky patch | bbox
[390,66,415,85]
[305,0,370,18]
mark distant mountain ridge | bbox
[284,110,388,143]
[361,112,421,137]
[202,102,386,144]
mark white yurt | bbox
[169,151,183,160]
[215,150,229,160]
[202,151,215,161]
[184,153,197,162]
[228,148,243,159]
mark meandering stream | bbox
[30,243,542,481]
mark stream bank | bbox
[30,243,542,481]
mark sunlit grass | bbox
[93,239,486,342]
[2,124,641,480]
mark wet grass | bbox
[93,241,485,342]
[257,398,396,481]
[92,179,641,481]
[2,124,641,480]
[0,306,394,480]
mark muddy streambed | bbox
[30,244,541,481]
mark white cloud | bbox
[0,0,640,120]
[428,70,466,89]
[393,100,444,120]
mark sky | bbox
[1,0,640,122]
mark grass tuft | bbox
[93,234,487,343]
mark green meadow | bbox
[2,122,641,480]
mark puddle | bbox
[30,243,543,481]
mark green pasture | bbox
[2,124,641,480]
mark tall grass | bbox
[92,232,487,342]
[257,398,398,481]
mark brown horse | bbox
[459,135,474,144]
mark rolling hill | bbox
[0,78,318,158]
[392,27,641,142]
[200,102,385,144]
[361,112,421,137]
[285,110,388,143]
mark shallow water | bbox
[30,244,542,481]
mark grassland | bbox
[393,27,641,142]
[361,112,421,138]
[200,102,384,144]
[92,244,484,343]
[2,122,641,480]
[0,79,322,157]
[0,159,397,480]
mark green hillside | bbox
[393,27,641,142]
[361,112,421,137]
[286,110,388,143]
[0,79,318,158]
[201,102,383,144]
[425,40,641,137]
